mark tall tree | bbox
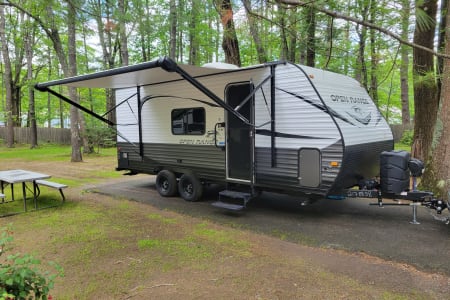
[305,4,316,67]
[428,0,450,199]
[46,45,53,129]
[188,0,200,64]
[368,1,378,103]
[169,0,177,59]
[354,0,369,88]
[4,0,84,160]
[400,0,411,126]
[242,0,267,63]
[216,0,241,66]
[411,0,439,161]
[278,3,289,60]
[0,4,13,147]
[66,0,83,162]
[0,5,27,130]
[11,9,25,127]
[287,5,298,63]
[118,0,129,66]
[436,0,448,98]
[24,14,37,148]
[88,0,117,125]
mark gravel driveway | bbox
[93,175,450,276]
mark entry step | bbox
[211,201,245,211]
[213,190,253,211]
[218,190,252,200]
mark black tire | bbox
[155,170,178,197]
[178,173,203,202]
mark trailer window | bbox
[171,108,205,135]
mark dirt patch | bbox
[1,155,449,299]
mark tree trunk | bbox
[437,0,448,99]
[369,3,378,104]
[47,45,52,128]
[169,0,177,60]
[91,0,117,126]
[25,21,37,148]
[67,0,82,162]
[0,5,14,147]
[12,11,25,128]
[323,17,334,69]
[277,4,289,61]
[59,89,64,128]
[426,1,450,199]
[242,0,267,63]
[412,0,438,161]
[400,0,411,125]
[118,0,129,66]
[343,17,350,75]
[217,0,241,66]
[189,0,199,65]
[11,85,21,127]
[355,3,369,88]
[305,5,316,67]
[288,6,298,63]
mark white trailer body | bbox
[36,57,393,201]
[112,60,392,197]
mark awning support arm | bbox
[37,87,115,126]
[157,57,251,125]
[234,74,272,112]
[102,92,137,118]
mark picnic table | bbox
[0,169,52,213]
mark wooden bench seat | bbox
[35,180,68,201]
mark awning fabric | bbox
[35,57,260,90]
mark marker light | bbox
[330,161,339,167]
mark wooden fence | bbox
[0,127,71,144]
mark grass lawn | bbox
[1,143,446,299]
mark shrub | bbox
[0,226,63,300]
[83,125,116,153]
[399,129,414,146]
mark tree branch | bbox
[276,0,450,59]
[0,1,51,39]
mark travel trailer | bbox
[36,57,395,210]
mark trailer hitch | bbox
[375,191,449,225]
[347,182,450,225]
[422,198,450,224]
[346,151,450,225]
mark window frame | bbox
[171,107,206,136]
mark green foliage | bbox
[83,124,116,153]
[399,129,414,146]
[0,0,418,133]
[0,226,63,300]
[415,6,437,32]
[413,70,438,89]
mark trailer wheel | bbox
[178,173,203,202]
[155,170,178,197]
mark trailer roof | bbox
[35,57,265,90]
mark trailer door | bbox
[225,83,253,182]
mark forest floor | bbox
[1,151,449,299]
